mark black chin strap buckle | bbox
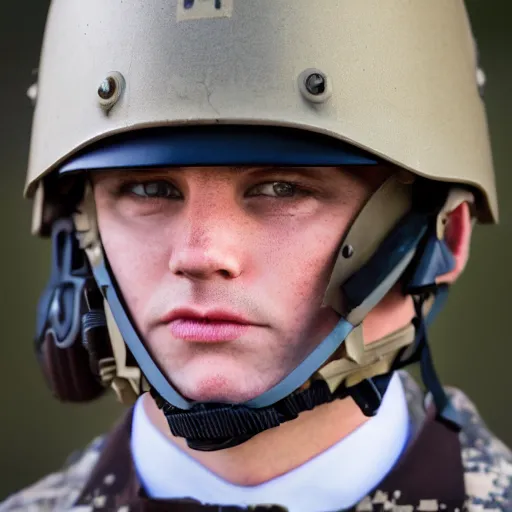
[347,374,393,417]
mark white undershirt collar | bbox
[131,373,409,512]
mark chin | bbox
[175,372,268,404]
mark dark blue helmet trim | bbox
[59,126,378,174]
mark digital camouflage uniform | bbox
[2,372,511,512]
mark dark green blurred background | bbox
[0,0,510,501]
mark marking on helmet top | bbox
[177,0,233,21]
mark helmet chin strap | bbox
[74,177,468,451]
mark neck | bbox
[143,393,369,486]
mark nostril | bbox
[169,252,242,280]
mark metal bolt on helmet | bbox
[97,72,125,112]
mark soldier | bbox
[1,1,511,511]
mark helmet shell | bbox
[26,0,497,222]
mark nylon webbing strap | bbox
[167,406,281,440]
[413,296,462,430]
[163,379,345,441]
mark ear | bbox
[436,201,473,284]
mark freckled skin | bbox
[93,166,386,403]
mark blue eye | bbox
[130,181,181,199]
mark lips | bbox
[163,308,255,342]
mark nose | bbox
[168,203,244,281]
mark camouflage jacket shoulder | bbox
[1,372,511,511]
[399,373,512,511]
[0,436,106,512]
[449,387,512,511]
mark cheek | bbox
[97,211,169,327]
[259,215,344,321]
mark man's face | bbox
[93,166,383,403]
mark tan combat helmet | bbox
[27,0,497,451]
